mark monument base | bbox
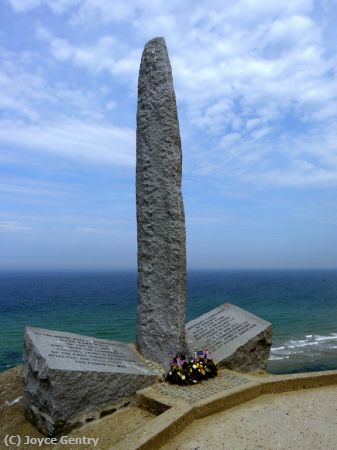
[23,327,159,436]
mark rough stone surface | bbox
[186,303,272,372]
[23,327,158,436]
[136,36,186,366]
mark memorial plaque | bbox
[23,327,158,436]
[186,303,272,372]
[152,371,251,403]
[26,327,153,375]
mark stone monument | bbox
[23,36,273,437]
[186,303,272,371]
[136,37,186,366]
[23,327,157,436]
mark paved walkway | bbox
[161,385,337,450]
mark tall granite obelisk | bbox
[136,37,186,366]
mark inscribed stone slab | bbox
[186,303,272,371]
[23,327,157,436]
[26,326,153,375]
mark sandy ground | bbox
[161,385,337,450]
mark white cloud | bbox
[8,0,80,14]
[75,226,130,235]
[0,47,114,123]
[0,50,48,121]
[0,176,74,196]
[217,121,337,187]
[0,119,135,166]
[69,1,135,25]
[7,0,337,188]
[37,28,140,81]
[266,15,318,51]
[8,0,42,12]
[31,2,337,139]
[0,220,33,232]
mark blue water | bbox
[1,270,337,374]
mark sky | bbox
[1,0,337,270]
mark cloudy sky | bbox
[1,0,337,270]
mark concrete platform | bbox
[2,366,337,449]
[115,368,337,450]
[161,385,337,450]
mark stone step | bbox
[53,405,155,450]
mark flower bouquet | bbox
[165,349,218,385]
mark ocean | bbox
[1,270,337,374]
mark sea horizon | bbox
[1,269,337,374]
[1,267,337,273]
